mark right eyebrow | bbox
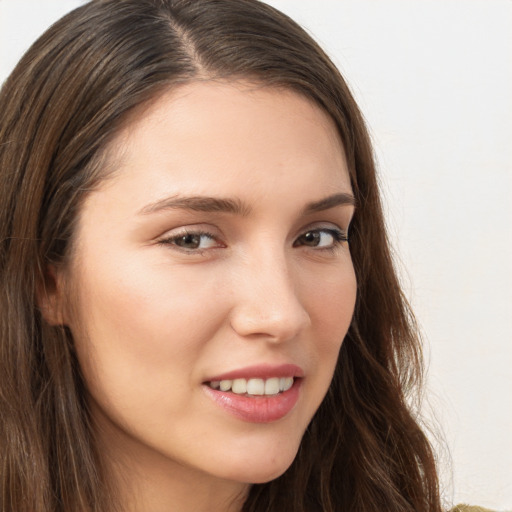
[303,192,356,214]
[138,195,252,216]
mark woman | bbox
[0,0,442,511]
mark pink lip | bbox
[202,364,304,423]
[203,378,301,423]
[204,363,304,382]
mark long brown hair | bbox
[0,1,441,510]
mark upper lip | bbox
[204,363,304,382]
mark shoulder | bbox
[449,505,499,512]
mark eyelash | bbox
[158,227,349,255]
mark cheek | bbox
[75,249,220,337]
[67,253,226,408]
[308,261,356,340]
[300,259,357,392]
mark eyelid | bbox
[297,221,349,238]
[156,222,221,241]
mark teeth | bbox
[219,380,231,392]
[280,377,294,392]
[232,378,247,394]
[246,378,264,395]
[264,377,280,395]
[208,377,295,395]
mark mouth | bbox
[202,364,303,422]
[207,377,295,396]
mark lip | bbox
[204,363,304,382]
[202,364,304,423]
[203,378,301,423]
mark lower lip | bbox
[203,379,301,423]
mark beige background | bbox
[1,1,511,509]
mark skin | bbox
[45,81,357,511]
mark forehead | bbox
[78,80,352,230]
[110,81,348,187]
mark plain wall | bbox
[1,1,511,509]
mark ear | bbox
[36,264,68,326]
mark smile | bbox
[208,377,294,396]
[203,364,303,422]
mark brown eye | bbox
[293,228,347,249]
[175,233,202,249]
[297,231,322,247]
[160,231,220,251]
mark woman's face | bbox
[60,82,356,489]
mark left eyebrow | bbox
[138,195,251,216]
[303,192,356,214]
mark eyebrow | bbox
[302,192,356,214]
[139,195,251,216]
[139,192,356,216]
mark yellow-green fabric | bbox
[450,505,496,512]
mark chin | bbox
[228,465,293,485]
[217,445,299,485]
[247,466,293,484]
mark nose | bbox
[228,250,311,343]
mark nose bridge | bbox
[229,243,310,341]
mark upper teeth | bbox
[208,377,294,395]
